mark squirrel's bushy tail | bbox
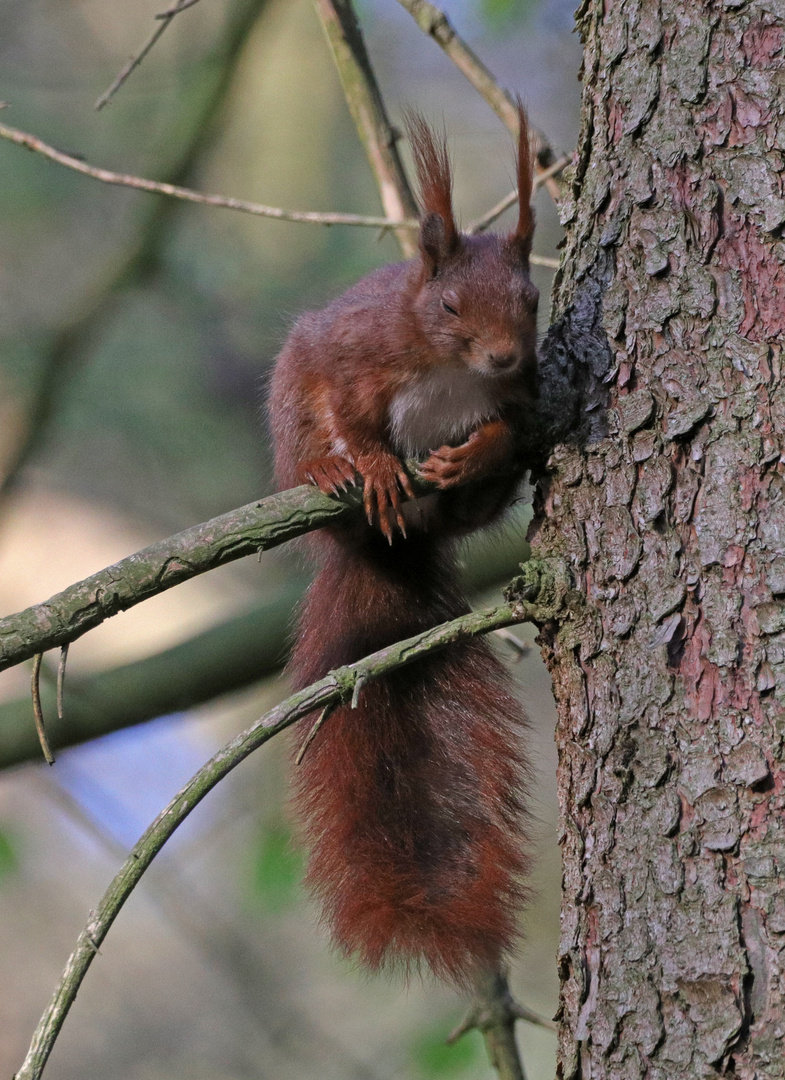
[289,532,529,984]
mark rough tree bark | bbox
[531,0,785,1077]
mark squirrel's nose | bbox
[487,351,518,371]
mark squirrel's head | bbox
[406,106,538,382]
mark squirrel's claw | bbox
[298,455,358,496]
[355,453,411,541]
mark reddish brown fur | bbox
[514,104,535,252]
[405,111,458,249]
[291,535,529,983]
[268,110,539,983]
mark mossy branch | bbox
[12,594,552,1080]
[0,507,533,769]
[0,474,429,675]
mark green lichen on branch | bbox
[0,478,407,674]
[13,597,534,1080]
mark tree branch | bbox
[448,969,556,1080]
[33,772,384,1080]
[0,479,386,674]
[0,502,532,769]
[95,0,202,111]
[314,0,421,258]
[0,116,563,273]
[0,117,419,232]
[0,584,300,768]
[394,0,565,202]
[466,155,571,236]
[13,597,541,1080]
[0,0,272,510]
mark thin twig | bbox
[0,120,419,231]
[294,702,338,764]
[56,644,69,722]
[13,600,533,1080]
[350,673,368,707]
[529,254,560,269]
[512,1002,557,1033]
[0,1,270,511]
[394,0,564,201]
[0,117,562,263]
[96,0,196,110]
[492,628,530,661]
[0,118,559,265]
[30,654,55,765]
[466,155,571,235]
[156,0,202,16]
[315,0,420,257]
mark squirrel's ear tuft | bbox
[509,101,535,261]
[405,110,459,273]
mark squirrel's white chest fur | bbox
[388,365,497,456]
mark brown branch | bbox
[156,0,203,16]
[0,118,561,269]
[56,644,68,722]
[394,0,564,202]
[466,155,571,235]
[96,0,200,111]
[0,0,271,511]
[0,119,419,232]
[315,0,421,258]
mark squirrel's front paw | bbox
[297,456,357,495]
[420,422,513,489]
[419,441,481,488]
[354,453,416,543]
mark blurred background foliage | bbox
[0,0,581,1077]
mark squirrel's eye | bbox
[441,298,459,316]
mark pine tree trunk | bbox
[531,1,785,1076]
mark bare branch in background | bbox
[96,0,200,111]
[0,0,272,512]
[0,120,420,231]
[314,0,421,258]
[0,117,563,268]
[34,773,385,1080]
[466,155,571,235]
[394,0,565,202]
[13,598,538,1080]
[156,0,203,17]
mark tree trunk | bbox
[531,0,785,1076]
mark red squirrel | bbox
[269,108,538,984]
